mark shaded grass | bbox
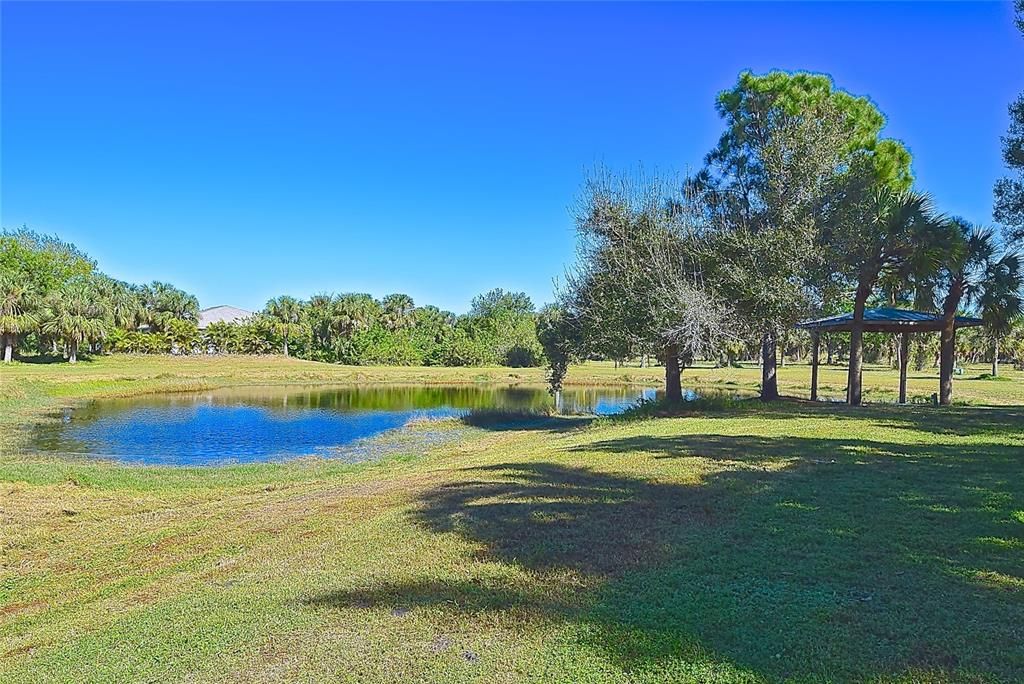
[1,356,1023,682]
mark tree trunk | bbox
[992,340,999,377]
[847,287,869,406]
[810,332,819,402]
[939,319,955,405]
[69,339,78,364]
[3,334,12,363]
[284,339,289,357]
[898,332,910,405]
[760,330,779,401]
[664,344,682,403]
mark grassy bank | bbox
[2,355,1023,682]
[3,354,1022,451]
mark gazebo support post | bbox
[810,331,819,402]
[795,309,983,408]
[898,332,910,405]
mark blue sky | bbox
[2,1,1021,314]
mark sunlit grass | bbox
[1,355,1022,682]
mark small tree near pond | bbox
[557,169,733,402]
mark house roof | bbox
[796,307,983,333]
[198,305,253,329]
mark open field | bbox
[2,355,1023,682]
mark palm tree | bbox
[933,221,998,403]
[94,275,143,337]
[977,250,1024,377]
[381,293,415,331]
[139,281,200,331]
[0,275,38,362]
[41,280,108,363]
[333,293,380,337]
[306,293,337,353]
[831,188,948,405]
[264,295,306,356]
[202,320,238,354]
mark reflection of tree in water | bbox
[45,384,658,417]
[27,384,657,463]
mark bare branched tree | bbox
[559,167,734,402]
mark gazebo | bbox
[796,307,983,404]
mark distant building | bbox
[198,305,253,329]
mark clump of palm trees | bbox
[0,276,38,363]
[1,228,201,363]
[1,227,546,367]
[40,279,108,363]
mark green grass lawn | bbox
[2,355,1023,682]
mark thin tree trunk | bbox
[284,339,289,357]
[810,332,819,402]
[664,344,682,403]
[939,319,955,405]
[3,334,11,363]
[898,332,910,405]
[69,340,78,364]
[761,329,779,401]
[848,287,869,406]
[992,340,999,377]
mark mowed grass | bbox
[1,355,1023,682]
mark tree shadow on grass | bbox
[306,431,1024,681]
[613,399,1024,440]
[820,403,1024,439]
[13,353,93,365]
[458,411,594,434]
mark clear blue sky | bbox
[2,2,1021,314]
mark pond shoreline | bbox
[18,382,657,466]
[0,356,668,455]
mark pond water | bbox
[30,384,662,466]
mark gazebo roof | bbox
[796,307,983,333]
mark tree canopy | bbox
[994,1,1024,241]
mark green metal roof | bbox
[796,307,983,333]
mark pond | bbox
[29,384,664,466]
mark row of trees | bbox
[0,228,544,367]
[545,64,1023,406]
[0,229,200,363]
[250,288,543,366]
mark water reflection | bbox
[31,384,660,466]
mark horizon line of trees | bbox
[0,227,545,368]
[2,222,1021,380]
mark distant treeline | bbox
[0,228,544,366]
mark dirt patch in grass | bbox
[0,600,47,618]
